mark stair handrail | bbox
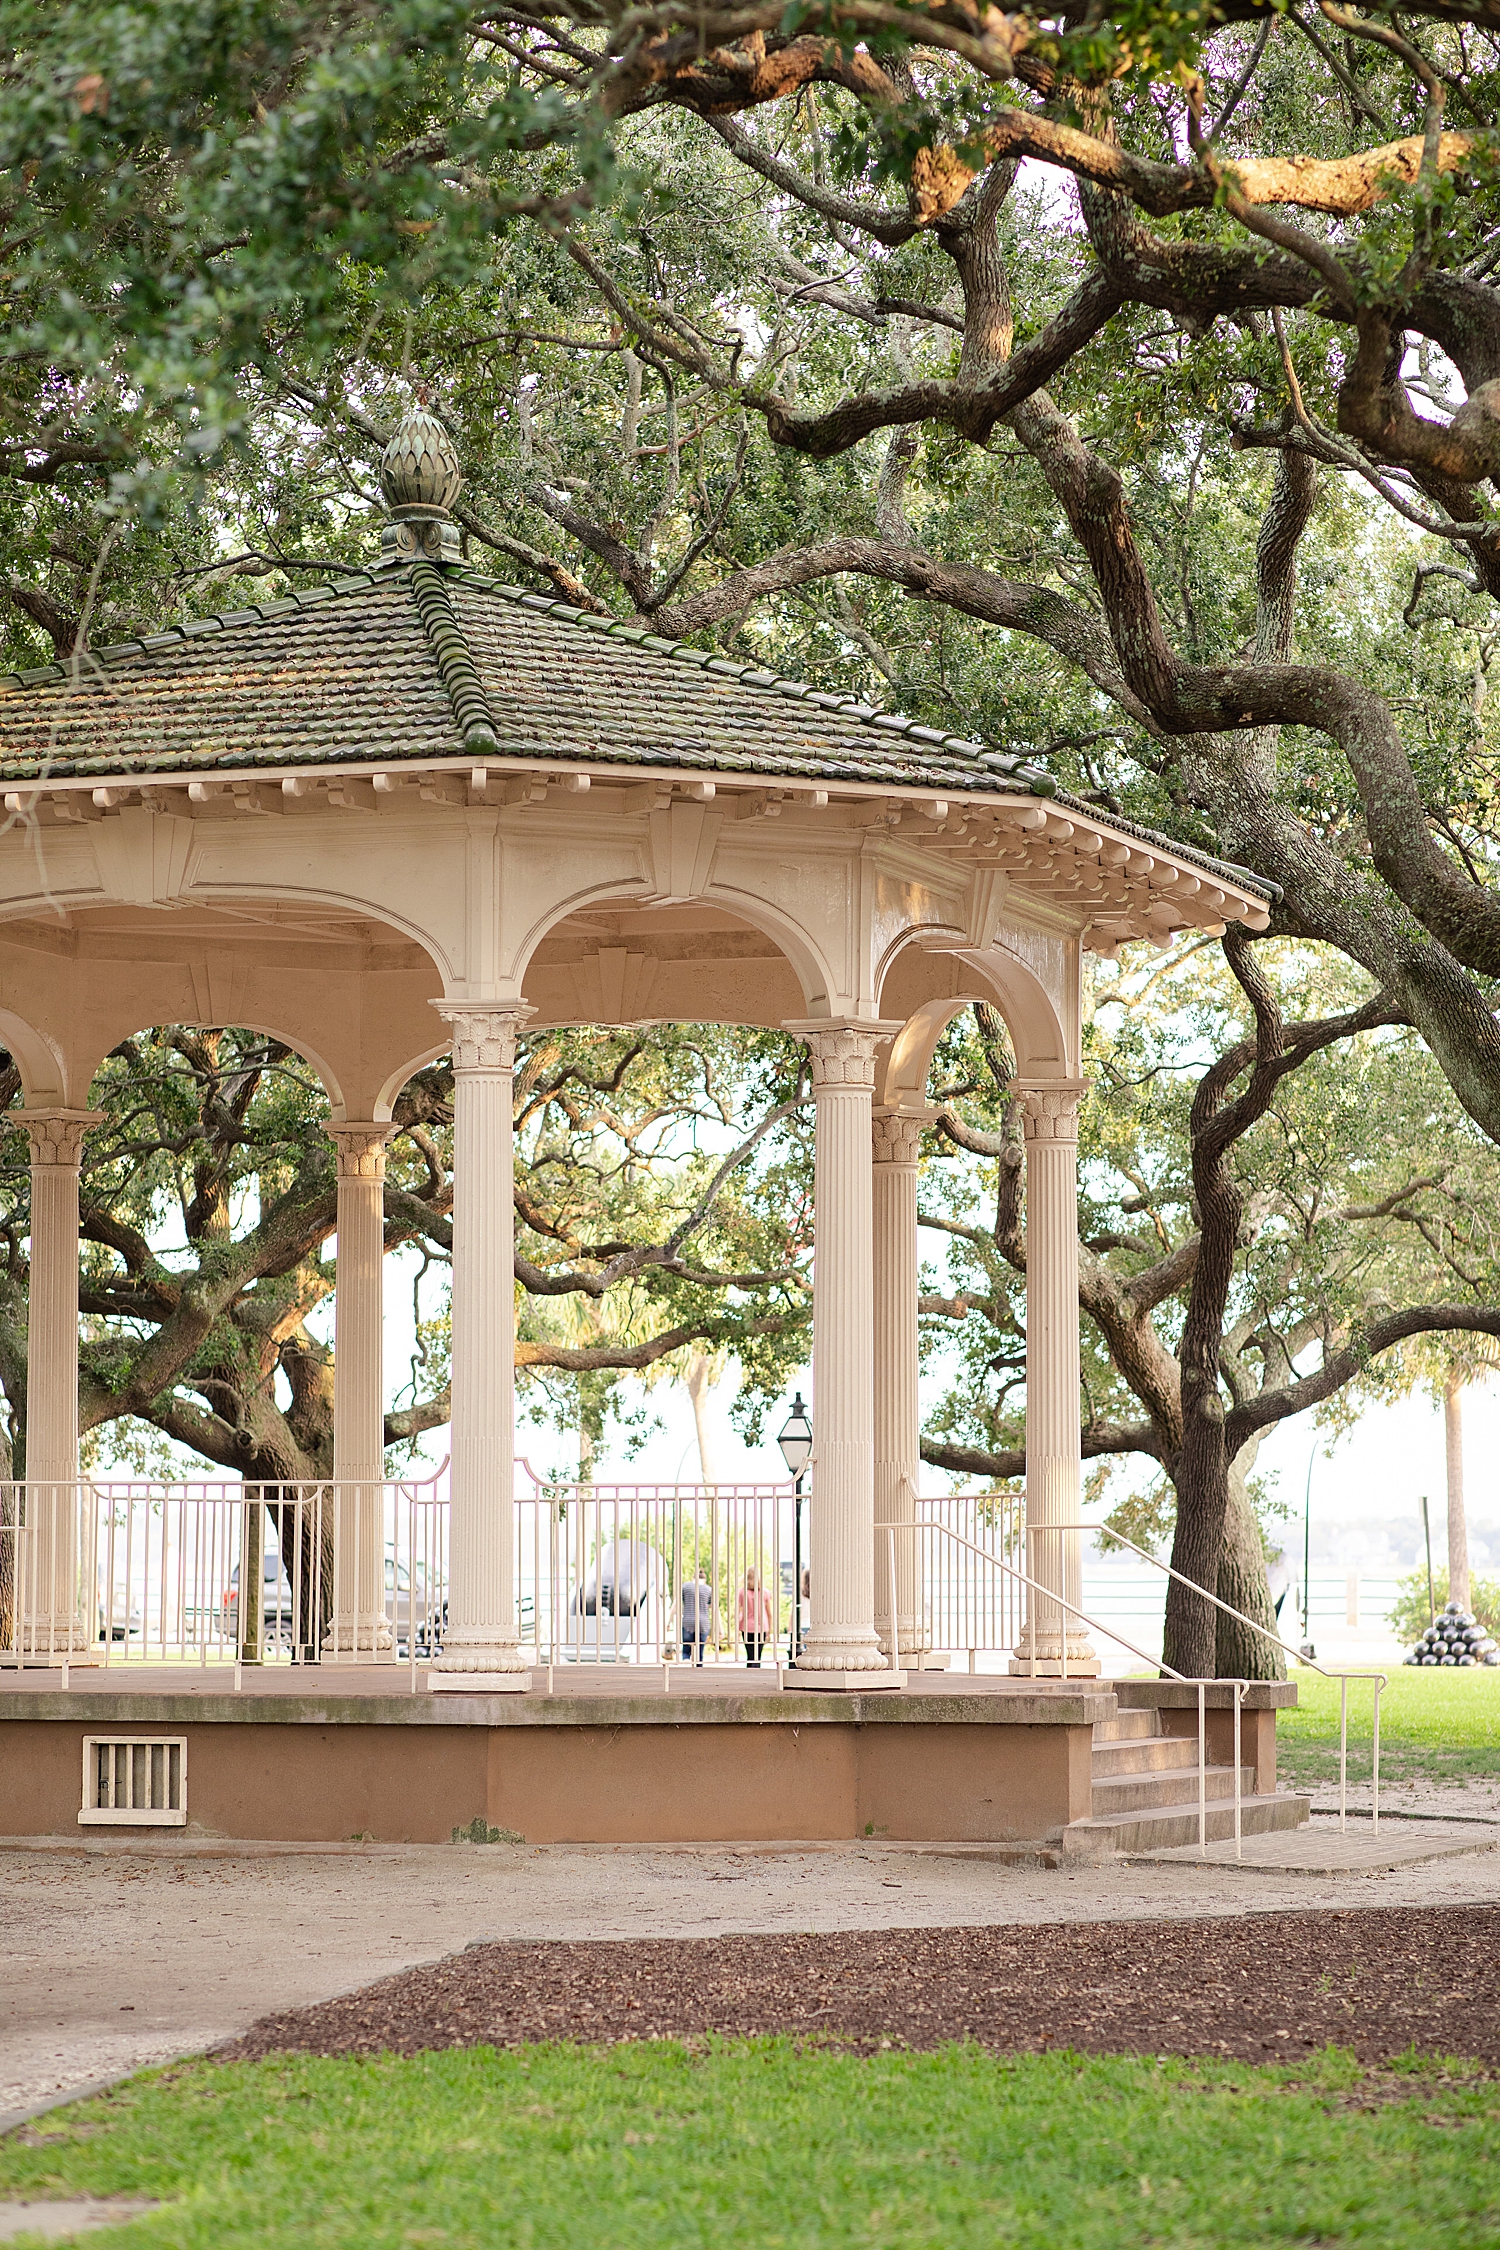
[1029,1519,1385,1832]
[913,1519,1245,1858]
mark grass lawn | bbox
[1,2043,1497,2250]
[1277,1665,1500,1786]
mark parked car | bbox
[388,1554,441,1654]
[96,1567,141,1643]
[221,1550,296,1644]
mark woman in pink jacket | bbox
[736,1568,774,1667]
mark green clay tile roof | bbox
[0,559,1274,898]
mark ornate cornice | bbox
[323,1124,394,1180]
[1011,1079,1089,1144]
[20,1110,104,1166]
[433,1000,535,1074]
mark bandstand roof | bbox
[0,402,1275,955]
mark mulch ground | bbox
[219,1905,1500,2068]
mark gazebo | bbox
[0,403,1296,1850]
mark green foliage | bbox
[1389,1569,1500,1644]
[915,944,1500,1499]
[1,2043,1497,2248]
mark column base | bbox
[788,1668,907,1691]
[428,1672,530,1695]
[323,1619,396,1659]
[430,1636,530,1678]
[877,1620,931,1660]
[800,1634,887,1673]
[19,1624,96,1662]
[1008,1655,1103,1679]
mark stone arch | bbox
[0,1007,70,1107]
[373,1039,453,1122]
[876,938,1076,1102]
[509,880,834,1025]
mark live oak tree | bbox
[918,947,1500,1674]
[0,1023,812,1485]
[14,0,1500,1663]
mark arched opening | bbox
[0,898,445,1121]
[519,895,817,1028]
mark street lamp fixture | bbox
[778,1392,812,1664]
[777,1393,813,1481]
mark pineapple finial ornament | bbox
[380,387,464,561]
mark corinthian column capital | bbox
[323,1123,394,1180]
[433,1000,536,1074]
[22,1111,105,1166]
[1010,1079,1089,1145]
[785,1018,902,1093]
[871,1106,937,1167]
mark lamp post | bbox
[777,1392,813,1665]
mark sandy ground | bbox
[1306,1776,1500,1818]
[4,1828,1500,2123]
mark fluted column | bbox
[1011,1080,1098,1676]
[872,1106,935,1658]
[429,1002,534,1684]
[788,1024,888,1675]
[325,1125,395,1657]
[23,1111,102,1657]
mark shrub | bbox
[1388,1568,1500,1645]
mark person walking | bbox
[736,1567,773,1667]
[680,1574,714,1666]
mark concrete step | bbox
[1092,1763,1256,1817]
[1091,1710,1159,1744]
[1091,1734,1192,1778]
[1064,1792,1311,1861]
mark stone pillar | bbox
[1011,1080,1098,1676]
[872,1106,935,1658]
[790,1025,888,1677]
[22,1111,103,1657]
[325,1125,395,1657]
[428,1002,534,1686]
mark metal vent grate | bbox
[79,1736,187,1827]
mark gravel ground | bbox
[8,1838,1500,2120]
[1307,1777,1500,1820]
[221,1905,1500,2068]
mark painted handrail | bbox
[1028,1520,1385,1832]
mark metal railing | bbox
[515,1467,795,1670]
[1026,1522,1386,1832]
[0,1474,448,1680]
[0,1472,1376,1846]
[913,1488,1025,1659]
[915,1517,1246,1857]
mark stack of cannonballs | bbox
[1406,1601,1499,1665]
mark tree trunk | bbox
[1162,1194,1238,1679]
[1214,1439,1285,1680]
[1445,1375,1471,1613]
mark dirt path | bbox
[6,1836,1500,2119]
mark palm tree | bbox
[1403,1339,1500,1614]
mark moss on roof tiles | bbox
[0,557,1273,897]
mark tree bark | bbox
[1445,1375,1471,1613]
[1214,1440,1286,1681]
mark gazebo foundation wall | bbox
[0,1690,1106,1847]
